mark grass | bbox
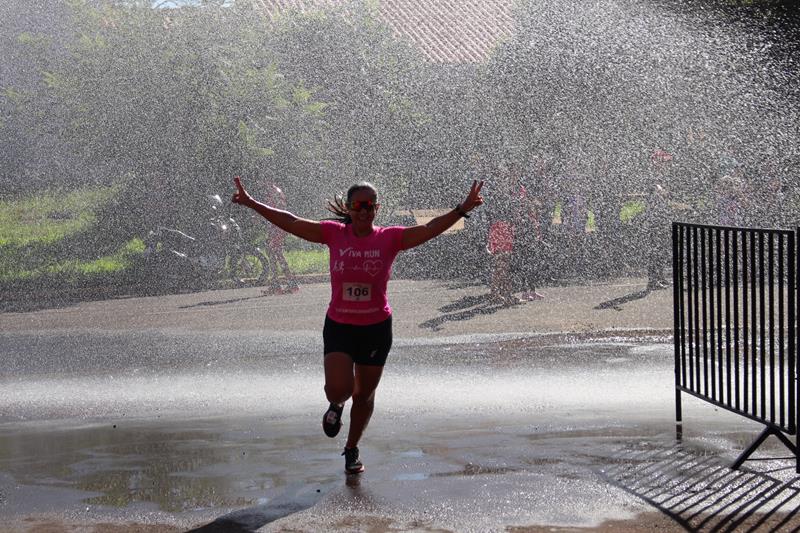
[620,201,646,223]
[1,238,146,283]
[0,185,135,283]
[0,185,328,287]
[0,185,120,247]
[553,200,646,227]
[285,248,328,274]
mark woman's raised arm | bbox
[232,177,324,244]
[401,180,484,250]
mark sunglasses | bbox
[349,199,378,211]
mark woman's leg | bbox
[324,352,354,404]
[345,364,384,450]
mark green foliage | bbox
[620,201,646,223]
[16,31,52,47]
[0,184,130,285]
[0,185,120,247]
[0,237,142,282]
[0,181,332,284]
[10,1,323,238]
[41,71,62,89]
[264,4,427,209]
[6,0,437,218]
[1,0,440,292]
[2,88,24,103]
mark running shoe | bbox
[322,402,344,437]
[522,291,545,301]
[342,446,365,474]
[274,284,300,294]
[260,285,282,296]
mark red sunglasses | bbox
[349,199,377,211]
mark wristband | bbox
[455,204,470,218]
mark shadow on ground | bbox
[178,294,268,309]
[0,265,267,313]
[418,292,523,332]
[594,288,654,311]
[0,275,226,313]
[603,440,800,532]
[187,483,333,533]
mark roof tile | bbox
[252,0,514,63]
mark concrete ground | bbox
[3,277,799,533]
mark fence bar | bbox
[702,228,709,396]
[694,226,701,392]
[759,232,766,420]
[742,230,750,412]
[768,232,775,424]
[779,233,785,428]
[751,230,758,416]
[686,226,695,390]
[680,225,687,387]
[790,230,796,436]
[734,230,740,410]
[725,229,733,406]
[792,229,798,474]
[709,227,717,400]
[673,223,682,430]
[716,228,724,402]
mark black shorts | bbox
[323,315,393,366]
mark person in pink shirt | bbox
[232,176,484,474]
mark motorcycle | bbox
[141,194,270,288]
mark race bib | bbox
[343,282,372,302]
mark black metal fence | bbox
[672,222,799,471]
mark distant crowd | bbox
[463,145,798,302]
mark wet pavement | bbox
[2,279,799,531]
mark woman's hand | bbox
[459,180,485,213]
[232,176,254,207]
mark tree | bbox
[485,0,799,199]
[11,0,323,247]
[264,4,428,211]
[0,0,79,195]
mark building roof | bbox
[250,0,515,63]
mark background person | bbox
[645,183,672,290]
[232,176,484,474]
[645,150,674,290]
[560,174,590,279]
[261,181,299,294]
[486,170,519,305]
[513,167,546,301]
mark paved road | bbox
[0,276,673,338]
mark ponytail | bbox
[326,194,352,224]
[325,182,378,224]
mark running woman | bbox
[232,177,484,473]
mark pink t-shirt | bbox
[320,220,406,325]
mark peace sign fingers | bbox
[462,180,485,211]
[232,176,252,206]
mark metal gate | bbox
[672,222,798,471]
